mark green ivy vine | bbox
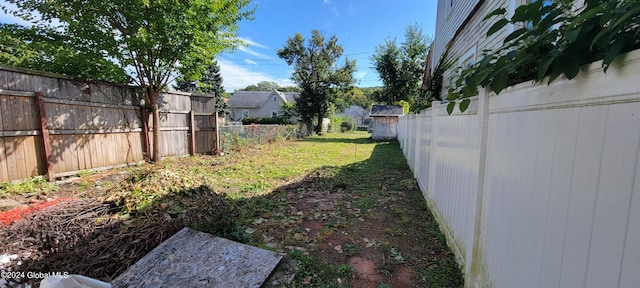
[446,0,640,114]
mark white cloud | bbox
[238,46,272,59]
[218,59,292,91]
[238,37,268,49]
[323,0,331,4]
[279,78,295,87]
[236,37,272,59]
[244,59,258,65]
[356,71,367,79]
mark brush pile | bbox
[0,169,236,287]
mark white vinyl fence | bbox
[399,49,640,288]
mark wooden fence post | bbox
[141,106,151,161]
[35,92,54,181]
[215,111,221,155]
[189,111,196,155]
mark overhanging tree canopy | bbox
[3,0,254,162]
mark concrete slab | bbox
[111,227,283,288]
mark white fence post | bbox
[427,101,440,200]
[414,113,422,176]
[467,87,491,287]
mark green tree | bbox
[240,81,281,91]
[199,61,230,116]
[277,30,356,135]
[174,61,229,115]
[371,23,431,112]
[173,78,197,92]
[3,0,254,162]
[239,81,301,92]
[0,23,129,83]
[335,87,373,111]
[371,39,403,104]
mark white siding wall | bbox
[256,92,286,117]
[433,0,483,69]
[229,91,290,121]
[434,0,524,99]
[398,49,640,288]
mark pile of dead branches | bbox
[0,185,235,287]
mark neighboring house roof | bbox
[227,90,299,109]
[227,91,273,109]
[282,92,299,102]
[370,105,404,117]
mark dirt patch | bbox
[254,165,462,287]
[390,265,415,287]
[349,256,384,287]
[299,219,324,238]
[294,189,343,211]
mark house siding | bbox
[256,93,286,117]
[432,0,482,71]
[433,0,531,99]
[229,91,291,121]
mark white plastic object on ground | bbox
[39,275,110,288]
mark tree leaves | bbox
[487,19,509,37]
[445,0,640,114]
[459,99,471,113]
[277,30,356,134]
[483,8,507,21]
[371,23,431,112]
[446,102,455,115]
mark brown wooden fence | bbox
[0,64,217,183]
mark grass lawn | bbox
[0,131,463,287]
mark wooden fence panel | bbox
[0,65,217,182]
[191,95,216,154]
[0,137,7,182]
[160,112,189,128]
[1,95,39,131]
[194,114,213,154]
[3,135,44,180]
[190,95,214,113]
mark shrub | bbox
[241,116,291,125]
[340,119,355,132]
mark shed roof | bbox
[370,104,404,116]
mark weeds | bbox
[288,250,352,287]
[0,177,58,197]
[357,197,377,211]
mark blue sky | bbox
[223,0,437,91]
[0,0,437,91]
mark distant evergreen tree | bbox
[199,61,229,115]
[173,61,229,116]
[173,78,197,92]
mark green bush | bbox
[241,116,291,125]
[329,115,356,132]
[340,119,355,132]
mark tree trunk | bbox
[314,112,323,135]
[148,89,162,163]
